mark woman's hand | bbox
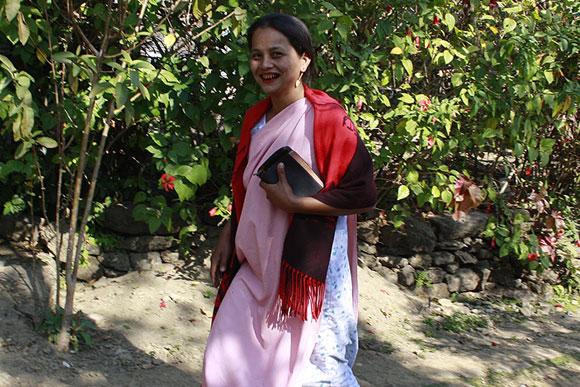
[210,221,232,287]
[259,163,299,213]
[260,163,374,216]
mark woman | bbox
[203,13,376,387]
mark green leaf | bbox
[441,190,453,205]
[16,12,29,45]
[401,58,413,77]
[503,18,517,34]
[390,47,403,55]
[174,180,195,202]
[0,54,16,73]
[443,50,454,64]
[431,186,440,198]
[36,137,58,148]
[406,170,419,184]
[5,0,20,22]
[53,51,76,64]
[164,33,177,48]
[405,119,418,134]
[397,185,410,200]
[199,56,210,68]
[399,93,414,104]
[543,70,554,84]
[444,13,456,32]
[115,83,128,109]
[14,141,31,159]
[20,106,34,138]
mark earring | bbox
[295,71,304,88]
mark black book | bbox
[256,146,324,197]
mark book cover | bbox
[256,146,324,197]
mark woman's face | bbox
[250,27,310,98]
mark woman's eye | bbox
[272,52,282,58]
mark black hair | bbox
[247,13,317,81]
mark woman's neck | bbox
[268,84,305,120]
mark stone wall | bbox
[358,211,526,299]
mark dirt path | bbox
[1,243,578,386]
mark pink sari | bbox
[203,98,359,387]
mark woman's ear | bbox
[301,55,312,73]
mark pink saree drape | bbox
[202,98,359,387]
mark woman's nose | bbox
[260,56,273,69]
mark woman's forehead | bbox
[251,27,291,50]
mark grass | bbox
[442,312,488,333]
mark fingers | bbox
[276,163,288,184]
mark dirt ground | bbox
[1,241,579,387]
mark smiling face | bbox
[250,27,311,101]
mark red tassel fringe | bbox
[278,260,325,321]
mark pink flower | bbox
[418,98,431,112]
[208,207,218,217]
[427,136,435,149]
[489,0,498,9]
[538,234,557,262]
[160,299,167,308]
[356,97,364,111]
[160,174,176,192]
[414,36,421,49]
[227,204,232,213]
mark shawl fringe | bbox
[278,259,326,321]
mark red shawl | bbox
[213,85,376,321]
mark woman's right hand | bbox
[210,221,233,287]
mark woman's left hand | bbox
[259,163,300,213]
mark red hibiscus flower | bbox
[386,4,393,14]
[489,0,498,9]
[406,27,413,37]
[433,15,440,26]
[525,167,532,176]
[491,238,496,248]
[160,173,176,192]
[527,253,539,261]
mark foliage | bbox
[39,307,96,351]
[0,1,577,286]
[415,270,433,289]
[441,311,488,333]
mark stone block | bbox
[77,255,104,282]
[455,268,480,292]
[101,252,131,272]
[357,219,379,245]
[426,267,447,284]
[358,241,377,256]
[432,251,455,266]
[445,274,461,293]
[160,251,180,264]
[455,251,478,265]
[428,211,489,241]
[380,217,437,256]
[123,236,178,252]
[397,265,416,287]
[445,263,460,274]
[408,253,432,269]
[378,255,408,269]
[427,283,450,299]
[130,252,162,271]
[437,240,466,251]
